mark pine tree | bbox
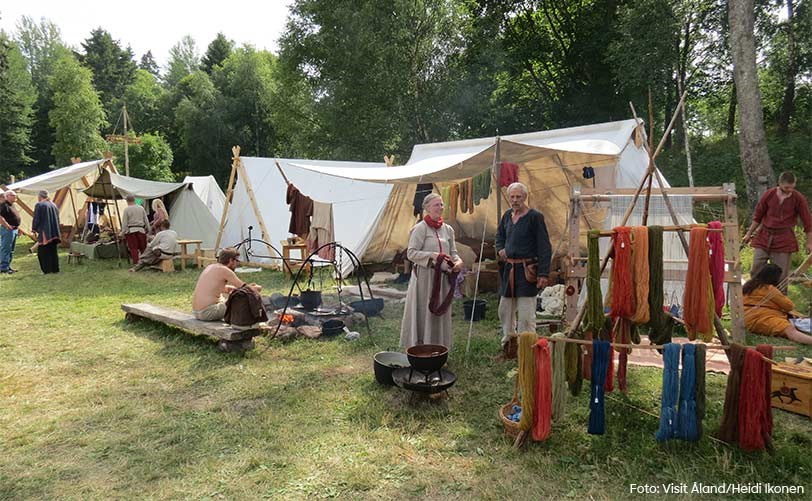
[201,33,233,74]
[0,33,36,179]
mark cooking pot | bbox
[373,351,410,385]
[299,289,322,310]
[321,319,345,338]
[406,344,448,373]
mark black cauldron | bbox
[321,319,345,338]
[406,344,448,373]
[373,351,410,385]
[299,289,322,310]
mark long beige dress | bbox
[399,220,461,350]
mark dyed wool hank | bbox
[737,346,774,451]
[694,344,707,439]
[610,227,635,319]
[532,338,552,441]
[676,344,698,441]
[550,333,567,421]
[646,226,672,345]
[655,343,681,442]
[683,226,714,341]
[565,340,583,396]
[717,344,747,444]
[629,226,650,324]
[585,230,606,337]
[707,221,726,316]
[588,340,611,435]
[518,332,538,433]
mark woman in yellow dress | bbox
[743,263,812,344]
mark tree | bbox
[165,35,199,87]
[120,68,168,135]
[139,50,160,78]
[172,71,229,177]
[48,53,107,165]
[14,16,70,172]
[201,33,233,74]
[111,132,174,181]
[0,33,36,179]
[729,0,774,210]
[80,28,137,125]
[776,0,798,136]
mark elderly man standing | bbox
[742,171,812,292]
[121,195,149,264]
[495,182,552,358]
[31,190,61,274]
[0,190,21,274]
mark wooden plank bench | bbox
[121,303,260,352]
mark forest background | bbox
[0,0,810,215]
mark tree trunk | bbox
[777,0,797,136]
[726,81,737,137]
[728,0,774,211]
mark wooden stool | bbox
[158,259,175,272]
[67,252,85,264]
[281,241,311,278]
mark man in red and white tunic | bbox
[743,171,812,292]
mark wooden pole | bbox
[123,104,129,177]
[494,137,501,259]
[274,160,292,186]
[642,90,655,225]
[236,159,276,262]
[214,146,240,252]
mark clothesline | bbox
[537,335,793,365]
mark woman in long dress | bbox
[400,193,463,350]
[743,263,812,344]
[150,198,169,235]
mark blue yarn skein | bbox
[655,343,681,442]
[588,339,610,435]
[677,344,698,441]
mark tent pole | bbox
[110,182,127,266]
[494,137,501,259]
[236,159,276,264]
[68,186,79,243]
[274,160,291,186]
[214,146,240,253]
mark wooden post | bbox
[236,159,276,263]
[214,146,240,252]
[723,183,746,342]
[565,187,581,324]
[494,137,502,260]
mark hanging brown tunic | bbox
[400,221,461,350]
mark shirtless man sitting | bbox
[191,247,261,321]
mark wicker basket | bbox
[499,378,522,438]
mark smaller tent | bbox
[183,175,227,219]
[83,170,220,247]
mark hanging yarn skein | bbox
[532,338,552,441]
[718,344,747,444]
[756,344,774,439]
[655,343,681,442]
[550,333,567,421]
[646,226,673,346]
[707,221,726,317]
[565,341,583,396]
[588,340,611,435]
[610,227,635,320]
[694,344,707,439]
[676,344,698,441]
[737,348,771,451]
[683,226,714,342]
[585,230,607,337]
[518,332,538,433]
[629,226,650,324]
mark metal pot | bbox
[321,319,345,337]
[373,351,410,385]
[299,289,322,310]
[406,344,448,373]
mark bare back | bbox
[192,263,244,310]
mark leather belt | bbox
[504,257,536,295]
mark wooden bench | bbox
[121,303,260,352]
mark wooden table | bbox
[281,241,311,278]
[177,239,203,271]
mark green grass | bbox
[1,239,811,500]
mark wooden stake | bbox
[236,159,276,261]
[214,146,240,252]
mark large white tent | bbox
[184,175,227,219]
[219,119,689,278]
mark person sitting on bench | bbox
[743,263,812,345]
[191,247,261,321]
[129,220,178,272]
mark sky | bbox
[0,0,294,68]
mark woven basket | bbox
[499,378,522,438]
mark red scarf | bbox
[423,215,443,229]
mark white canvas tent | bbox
[5,159,121,237]
[184,175,227,219]
[83,170,221,248]
[218,119,689,277]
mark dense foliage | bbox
[0,1,808,211]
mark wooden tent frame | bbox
[562,96,746,344]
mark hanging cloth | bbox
[499,162,519,187]
[412,183,434,216]
[440,186,451,219]
[737,345,774,451]
[472,170,491,206]
[610,226,635,320]
[458,179,469,214]
[629,226,650,324]
[655,343,681,442]
[718,343,747,443]
[306,201,335,261]
[677,344,699,441]
[448,184,459,222]
[532,338,552,441]
[588,339,610,435]
[708,221,726,317]
[286,183,313,237]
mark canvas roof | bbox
[82,170,186,199]
[183,175,227,220]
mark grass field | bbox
[1,241,811,500]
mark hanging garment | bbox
[306,200,335,261]
[683,226,714,341]
[500,162,519,187]
[286,183,313,237]
[472,170,491,206]
[413,183,434,216]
